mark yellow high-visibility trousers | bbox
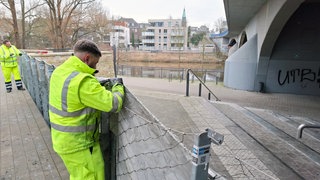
[1,66,22,82]
[1,65,23,90]
[59,143,105,180]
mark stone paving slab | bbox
[1,74,320,180]
[0,68,68,179]
[130,89,279,179]
[124,77,320,180]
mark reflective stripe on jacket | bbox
[49,56,123,154]
[0,44,20,67]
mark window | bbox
[239,31,247,47]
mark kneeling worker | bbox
[49,39,125,179]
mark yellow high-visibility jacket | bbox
[0,44,21,67]
[49,55,124,154]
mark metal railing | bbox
[186,69,220,101]
[118,65,222,83]
[19,54,196,180]
[20,54,55,126]
[297,124,320,138]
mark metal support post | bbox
[191,129,224,180]
[112,45,117,77]
[186,69,190,96]
[297,124,320,138]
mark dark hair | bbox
[73,39,102,57]
[3,39,10,44]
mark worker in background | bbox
[49,39,125,179]
[0,40,25,93]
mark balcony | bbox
[142,32,155,36]
[142,39,155,43]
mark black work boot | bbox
[18,87,25,91]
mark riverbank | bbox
[31,50,225,77]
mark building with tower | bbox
[141,8,188,51]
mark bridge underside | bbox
[224,0,320,96]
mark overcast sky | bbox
[101,0,226,29]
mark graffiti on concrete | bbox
[278,68,320,87]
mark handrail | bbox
[186,69,220,101]
[297,124,320,138]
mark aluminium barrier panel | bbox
[113,88,193,179]
[20,54,194,180]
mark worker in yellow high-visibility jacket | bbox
[0,40,25,93]
[49,39,125,180]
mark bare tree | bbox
[0,0,21,47]
[0,0,46,48]
[20,0,45,48]
[214,17,227,33]
[43,0,95,49]
[0,0,114,49]
[69,1,111,45]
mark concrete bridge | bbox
[1,53,320,179]
[223,0,320,96]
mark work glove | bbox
[111,78,124,96]
[10,53,14,57]
[112,83,125,112]
[110,78,123,85]
[97,77,124,91]
[104,78,123,90]
[19,53,22,56]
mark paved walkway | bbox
[123,76,320,180]
[0,68,68,179]
[1,73,320,179]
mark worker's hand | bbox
[106,78,123,91]
[104,79,113,90]
[110,78,123,85]
[19,53,22,56]
[10,53,14,57]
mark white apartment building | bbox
[110,21,130,48]
[141,18,188,51]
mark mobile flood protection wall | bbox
[19,54,193,180]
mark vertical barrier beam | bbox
[23,56,33,94]
[113,45,117,77]
[198,83,202,97]
[186,69,190,96]
[27,58,35,101]
[45,64,55,127]
[38,61,50,125]
[46,64,55,81]
[191,131,211,180]
[30,58,42,112]
[19,54,27,88]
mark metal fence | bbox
[19,54,195,180]
[18,53,279,180]
[20,54,55,126]
[117,65,223,83]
